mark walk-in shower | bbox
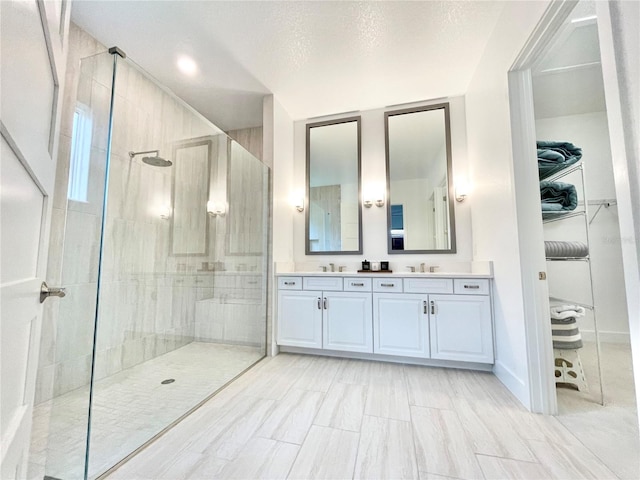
[28,48,269,479]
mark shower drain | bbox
[161,378,175,385]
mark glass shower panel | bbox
[28,52,115,480]
[85,54,269,477]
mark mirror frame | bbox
[384,103,457,254]
[169,138,212,257]
[305,116,363,255]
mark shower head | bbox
[128,150,172,167]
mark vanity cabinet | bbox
[277,290,323,349]
[277,277,372,353]
[276,274,494,367]
[373,293,429,358]
[323,291,372,353]
[429,294,493,363]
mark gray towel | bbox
[551,316,583,349]
[545,241,589,258]
[540,181,579,213]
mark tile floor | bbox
[28,342,264,480]
[105,345,639,480]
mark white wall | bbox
[598,0,640,420]
[465,0,552,409]
[292,96,472,270]
[267,95,295,355]
[536,111,629,341]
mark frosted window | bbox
[67,104,92,202]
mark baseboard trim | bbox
[279,346,494,372]
[493,360,530,409]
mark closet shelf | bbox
[546,256,590,261]
[543,161,584,183]
[549,296,595,311]
[542,210,586,224]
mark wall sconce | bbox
[363,183,385,208]
[290,191,304,212]
[455,181,469,202]
[207,200,226,217]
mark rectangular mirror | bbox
[170,139,212,256]
[385,103,456,254]
[306,117,362,255]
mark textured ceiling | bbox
[72,1,504,131]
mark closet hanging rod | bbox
[588,199,618,225]
[587,199,617,207]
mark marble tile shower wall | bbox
[36,25,267,404]
[36,25,108,404]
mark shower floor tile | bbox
[28,342,264,480]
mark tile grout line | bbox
[402,365,423,480]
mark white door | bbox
[429,294,493,363]
[0,1,69,477]
[277,290,323,349]
[323,292,373,353]
[373,293,429,358]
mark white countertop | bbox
[275,271,493,279]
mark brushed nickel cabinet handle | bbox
[464,284,480,289]
[317,297,321,309]
[284,281,296,286]
[323,297,327,309]
[351,282,365,287]
[423,300,427,314]
[430,300,436,315]
[380,283,395,287]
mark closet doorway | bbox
[509,1,638,478]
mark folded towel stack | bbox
[550,305,585,349]
[544,240,589,258]
[540,180,578,213]
[537,141,582,180]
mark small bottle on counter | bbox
[361,259,370,271]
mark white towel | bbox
[550,304,585,319]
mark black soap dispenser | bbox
[361,259,371,271]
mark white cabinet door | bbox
[277,290,323,348]
[373,293,429,358]
[429,295,493,363]
[323,292,372,353]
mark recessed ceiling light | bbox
[177,55,198,76]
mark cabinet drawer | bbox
[303,276,343,291]
[278,276,302,290]
[454,279,489,295]
[344,278,372,291]
[404,277,453,294]
[373,278,402,293]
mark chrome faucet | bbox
[429,265,439,273]
[420,263,426,273]
[339,266,346,272]
[407,266,416,272]
[329,263,335,272]
[320,265,328,272]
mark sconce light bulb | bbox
[455,180,469,202]
[375,198,385,208]
[363,200,373,208]
[207,200,226,217]
[159,204,172,220]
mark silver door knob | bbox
[40,281,66,303]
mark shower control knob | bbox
[40,281,67,303]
